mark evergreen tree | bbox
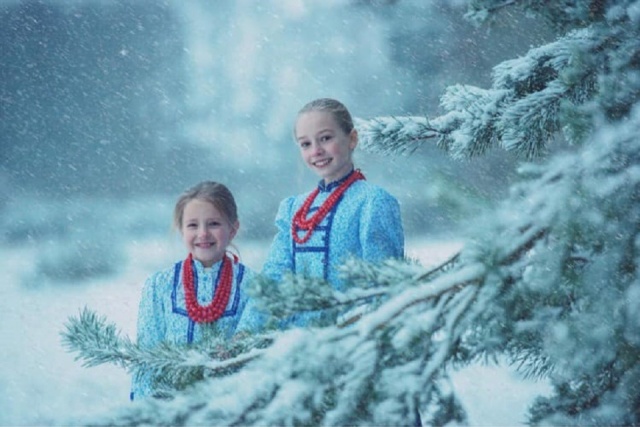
[62,0,640,425]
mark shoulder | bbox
[276,192,311,216]
[282,190,313,206]
[235,262,256,280]
[143,262,181,291]
[352,180,400,206]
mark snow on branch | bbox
[62,307,135,370]
[356,28,599,160]
[439,85,510,158]
[62,308,272,393]
[354,115,440,155]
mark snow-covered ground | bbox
[0,237,550,426]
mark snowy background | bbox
[1,0,556,425]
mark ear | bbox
[230,220,240,240]
[349,128,359,151]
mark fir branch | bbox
[355,116,440,155]
[61,307,135,369]
[335,255,461,327]
[252,256,466,330]
[508,347,554,380]
[415,251,461,281]
[62,307,273,387]
[357,28,599,161]
[338,256,424,289]
[249,273,340,318]
[355,263,485,339]
[440,85,509,158]
[500,81,564,158]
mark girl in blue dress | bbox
[131,181,261,400]
[262,98,405,327]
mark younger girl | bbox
[131,181,261,400]
[262,98,405,326]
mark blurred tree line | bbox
[0,0,556,241]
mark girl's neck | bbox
[323,164,355,186]
[193,256,224,269]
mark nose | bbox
[311,141,324,155]
[197,226,209,238]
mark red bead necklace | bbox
[291,169,365,244]
[182,253,234,323]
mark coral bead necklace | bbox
[292,169,365,244]
[182,253,234,323]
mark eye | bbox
[320,134,332,142]
[299,140,311,149]
[208,221,221,227]
[186,223,197,229]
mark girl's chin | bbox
[193,253,223,267]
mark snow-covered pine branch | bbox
[62,308,271,396]
[249,274,339,325]
[250,256,461,328]
[354,115,440,155]
[62,307,135,370]
[357,28,599,159]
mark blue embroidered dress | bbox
[262,169,404,326]
[130,257,259,400]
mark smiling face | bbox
[295,111,358,184]
[180,198,238,268]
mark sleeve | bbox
[335,190,405,328]
[360,189,405,262]
[130,274,166,401]
[261,197,296,283]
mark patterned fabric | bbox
[262,169,404,326]
[130,257,260,400]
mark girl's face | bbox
[295,111,358,184]
[181,198,238,268]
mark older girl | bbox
[262,98,405,326]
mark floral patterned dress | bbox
[262,169,405,326]
[130,257,261,400]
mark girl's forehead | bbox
[298,110,334,122]
[183,198,221,215]
[296,111,338,132]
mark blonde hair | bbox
[296,98,355,135]
[173,181,238,231]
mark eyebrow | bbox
[184,216,223,223]
[297,128,334,141]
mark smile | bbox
[195,242,214,248]
[313,158,332,167]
